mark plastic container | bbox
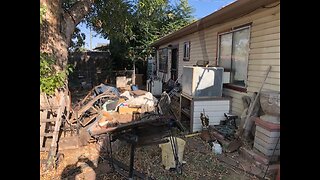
[159,137,186,170]
[102,100,118,111]
[212,141,222,155]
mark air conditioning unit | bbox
[182,66,224,97]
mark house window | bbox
[183,41,190,61]
[218,26,250,89]
[158,48,168,73]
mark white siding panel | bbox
[247,83,280,93]
[193,100,230,106]
[248,71,280,79]
[194,105,230,112]
[251,20,280,32]
[248,65,280,72]
[248,76,280,85]
[251,26,280,38]
[251,33,280,43]
[250,53,280,59]
[253,13,280,25]
[250,39,280,48]
[250,46,280,54]
[249,59,280,65]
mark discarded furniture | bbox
[88,92,185,179]
[70,84,119,126]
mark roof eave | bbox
[150,0,279,48]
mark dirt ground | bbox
[40,136,259,180]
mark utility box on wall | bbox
[182,66,224,97]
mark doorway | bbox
[171,48,178,81]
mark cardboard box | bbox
[118,106,141,114]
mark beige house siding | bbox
[156,2,280,116]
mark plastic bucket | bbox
[159,137,186,170]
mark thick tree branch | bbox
[68,0,95,25]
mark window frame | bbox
[217,25,251,92]
[158,48,168,73]
[183,41,190,61]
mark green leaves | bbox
[40,53,73,95]
[69,27,86,52]
[40,4,46,24]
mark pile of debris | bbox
[196,92,280,180]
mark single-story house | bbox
[151,0,280,116]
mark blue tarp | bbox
[94,84,120,97]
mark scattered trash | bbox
[200,109,209,130]
[159,137,186,170]
[211,140,222,155]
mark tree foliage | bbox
[69,27,86,52]
[40,0,194,94]
[85,0,194,69]
[40,52,73,95]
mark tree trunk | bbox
[40,0,94,119]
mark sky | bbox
[78,0,235,50]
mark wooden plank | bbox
[40,119,58,123]
[223,89,247,98]
[255,131,281,145]
[256,126,280,137]
[254,142,280,156]
[254,136,280,150]
[40,105,61,110]
[40,147,50,152]
[40,133,53,137]
[40,109,47,150]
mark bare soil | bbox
[40,136,259,180]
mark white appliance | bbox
[146,79,162,96]
[182,66,224,97]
